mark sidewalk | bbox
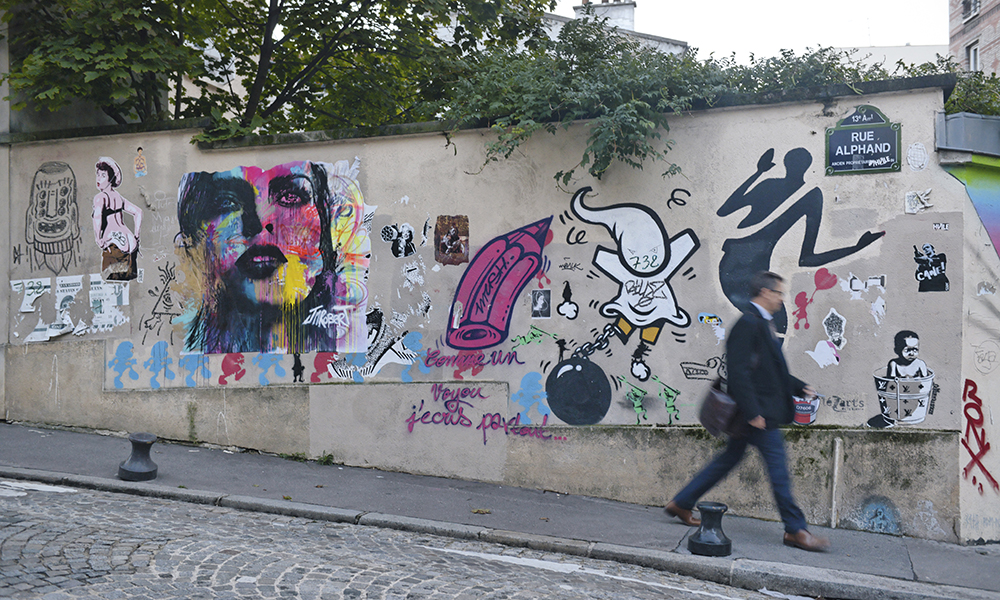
[0,422,996,600]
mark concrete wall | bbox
[3,84,992,543]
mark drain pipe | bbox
[830,437,844,528]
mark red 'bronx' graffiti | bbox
[962,379,999,495]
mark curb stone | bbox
[0,467,989,600]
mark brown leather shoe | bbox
[783,530,831,552]
[665,501,701,526]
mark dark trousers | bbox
[671,427,808,534]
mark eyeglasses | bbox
[767,288,787,298]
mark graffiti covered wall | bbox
[943,154,1000,543]
[3,83,990,542]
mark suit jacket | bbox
[726,305,807,428]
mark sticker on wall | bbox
[841,272,885,300]
[822,307,847,349]
[11,278,51,313]
[133,147,147,178]
[913,243,948,291]
[805,340,839,368]
[556,281,579,320]
[89,275,129,332]
[94,157,142,281]
[531,289,551,318]
[176,159,371,355]
[869,330,935,428]
[906,143,929,171]
[26,161,81,275]
[49,275,84,338]
[435,215,469,265]
[697,313,725,344]
[382,223,416,258]
[871,296,886,325]
[904,188,933,214]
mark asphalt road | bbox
[0,478,782,600]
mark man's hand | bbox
[749,416,766,429]
[802,385,817,399]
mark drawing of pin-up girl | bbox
[718,148,884,336]
[93,157,142,280]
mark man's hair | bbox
[749,271,784,298]
[894,330,919,355]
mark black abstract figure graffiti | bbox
[718,148,885,335]
[913,243,948,291]
[869,330,935,428]
[569,187,699,381]
[26,161,81,275]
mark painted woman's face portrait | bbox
[200,162,325,306]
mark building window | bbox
[968,42,981,71]
[963,0,981,20]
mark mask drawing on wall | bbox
[26,161,81,275]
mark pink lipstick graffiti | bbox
[446,218,551,350]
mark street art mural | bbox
[27,162,81,275]
[869,330,936,428]
[446,218,550,351]
[93,157,142,281]
[718,148,884,334]
[175,160,371,355]
[569,186,699,381]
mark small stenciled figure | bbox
[913,244,948,292]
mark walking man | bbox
[665,271,830,552]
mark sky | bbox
[550,0,950,62]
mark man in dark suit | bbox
[665,271,830,552]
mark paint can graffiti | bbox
[793,395,820,425]
[872,370,934,425]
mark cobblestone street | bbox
[0,479,775,599]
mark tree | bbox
[0,0,555,133]
[189,0,556,140]
[0,0,212,125]
[439,12,958,185]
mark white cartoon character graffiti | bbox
[571,187,699,381]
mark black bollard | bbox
[687,501,732,556]
[118,432,158,481]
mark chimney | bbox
[573,1,637,31]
